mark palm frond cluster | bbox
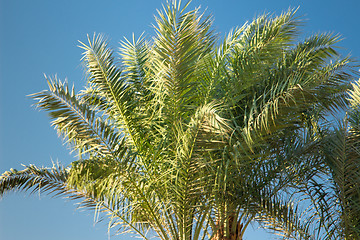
[1,1,359,239]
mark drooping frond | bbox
[254,197,314,239]
[67,157,166,240]
[318,123,360,239]
[228,30,353,145]
[0,164,69,197]
[315,80,360,239]
[30,77,126,159]
[0,164,152,239]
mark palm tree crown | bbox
[1,1,358,239]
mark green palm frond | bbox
[151,0,216,124]
[0,164,69,197]
[231,32,352,146]
[254,196,314,239]
[319,124,360,239]
[79,34,144,152]
[171,104,229,239]
[316,81,360,239]
[0,164,153,239]
[236,8,300,62]
[67,158,166,239]
[288,81,360,239]
[119,33,150,90]
[348,78,360,122]
[30,77,125,159]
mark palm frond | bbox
[151,0,216,125]
[30,77,125,159]
[0,164,153,239]
[79,34,143,153]
[234,32,353,145]
[119,33,150,92]
[0,164,69,197]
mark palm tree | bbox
[0,1,357,239]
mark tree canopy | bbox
[1,1,359,239]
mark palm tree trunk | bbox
[213,215,244,240]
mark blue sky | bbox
[0,0,359,239]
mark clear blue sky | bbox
[0,0,359,239]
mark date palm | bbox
[0,1,357,239]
